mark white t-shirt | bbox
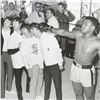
[8,31,24,69]
[40,32,63,66]
[47,16,59,28]
[20,36,43,69]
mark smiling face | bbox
[12,20,20,30]
[46,10,52,20]
[4,19,11,28]
[30,27,41,38]
[21,27,31,38]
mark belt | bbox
[2,52,8,53]
[73,60,92,69]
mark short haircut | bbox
[35,2,41,5]
[30,23,39,30]
[4,17,12,22]
[47,8,55,16]
[3,17,11,27]
[38,22,49,32]
[85,16,100,35]
[21,7,25,10]
[58,2,67,9]
[9,2,14,6]
[12,17,20,23]
[20,23,30,32]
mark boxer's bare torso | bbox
[74,33,100,65]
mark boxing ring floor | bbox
[3,57,100,100]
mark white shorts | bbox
[70,63,96,87]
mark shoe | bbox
[6,90,16,94]
[35,95,43,100]
[1,98,7,100]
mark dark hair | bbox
[58,2,67,9]
[85,16,100,35]
[3,17,13,34]
[30,23,39,30]
[35,2,41,6]
[4,17,12,22]
[38,22,49,32]
[2,17,12,27]
[20,23,30,32]
[47,8,55,16]
[12,17,20,23]
[21,7,25,10]
[9,2,14,6]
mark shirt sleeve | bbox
[68,11,75,22]
[48,17,59,28]
[52,37,63,66]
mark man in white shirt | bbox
[8,18,30,100]
[25,2,45,24]
[46,8,59,28]
[1,17,13,98]
[8,18,25,100]
[20,23,43,100]
[32,23,63,100]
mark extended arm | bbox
[8,48,19,55]
[51,28,77,39]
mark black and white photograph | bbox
[0,0,100,100]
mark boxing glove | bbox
[38,22,53,32]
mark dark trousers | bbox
[14,68,23,100]
[22,67,30,93]
[44,64,62,100]
[1,52,13,98]
[14,67,30,100]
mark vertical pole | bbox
[89,0,92,16]
[80,0,83,19]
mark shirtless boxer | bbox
[50,16,100,100]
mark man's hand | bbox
[59,65,63,70]
[64,10,69,16]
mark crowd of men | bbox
[1,1,100,100]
